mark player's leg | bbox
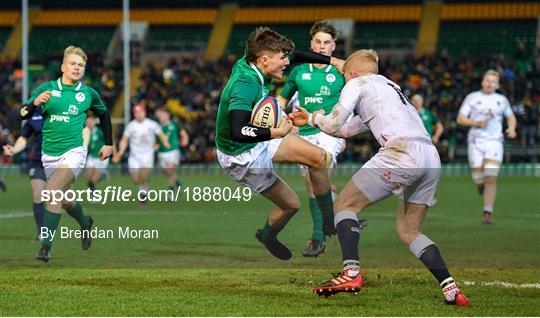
[301,172,326,257]
[273,134,335,235]
[86,166,95,191]
[30,178,46,240]
[256,178,301,260]
[37,164,75,261]
[468,142,485,195]
[481,159,501,224]
[396,201,469,306]
[313,178,374,296]
[61,183,94,251]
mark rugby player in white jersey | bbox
[290,49,469,306]
[113,104,170,209]
[457,70,516,224]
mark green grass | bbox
[1,173,539,316]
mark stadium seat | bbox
[28,26,115,58]
[437,19,537,57]
[354,22,419,50]
[146,25,212,52]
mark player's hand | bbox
[112,153,121,163]
[330,57,345,74]
[33,91,52,106]
[288,106,310,126]
[475,120,487,128]
[2,145,14,156]
[278,118,294,137]
[432,136,440,144]
[505,128,517,139]
[99,145,113,161]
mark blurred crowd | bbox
[1,48,539,164]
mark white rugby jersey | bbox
[338,74,430,146]
[458,91,513,143]
[123,118,162,154]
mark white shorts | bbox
[86,155,110,169]
[41,145,88,180]
[158,150,180,169]
[298,132,345,175]
[352,138,440,206]
[217,139,282,193]
[468,139,503,168]
[128,152,155,172]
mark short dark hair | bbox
[245,27,295,63]
[310,21,338,40]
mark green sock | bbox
[42,210,61,248]
[261,220,281,241]
[65,202,90,228]
[315,189,334,224]
[309,197,325,242]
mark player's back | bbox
[349,74,430,146]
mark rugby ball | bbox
[251,96,282,128]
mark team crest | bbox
[75,92,86,103]
[326,74,336,83]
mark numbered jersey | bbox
[458,91,513,143]
[339,74,430,147]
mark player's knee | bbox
[311,150,332,170]
[396,223,419,245]
[484,175,497,185]
[471,170,484,184]
[484,162,500,179]
[287,198,301,215]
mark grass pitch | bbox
[1,172,539,316]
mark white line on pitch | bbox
[462,280,540,289]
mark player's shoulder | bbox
[465,91,483,101]
[494,92,509,101]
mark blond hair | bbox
[63,45,87,63]
[344,49,379,74]
[484,69,499,79]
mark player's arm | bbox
[3,136,28,156]
[114,136,129,163]
[432,122,444,144]
[20,85,51,119]
[89,89,114,159]
[290,80,358,134]
[82,127,91,147]
[331,115,369,138]
[157,131,171,149]
[456,95,486,128]
[229,78,292,143]
[288,51,344,72]
[502,97,517,139]
[179,129,189,147]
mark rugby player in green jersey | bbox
[278,21,367,257]
[155,107,189,194]
[411,94,444,144]
[85,116,111,191]
[216,27,344,260]
[20,46,114,262]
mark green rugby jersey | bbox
[158,120,180,153]
[280,63,345,136]
[88,127,105,158]
[25,78,108,156]
[418,108,440,136]
[216,56,271,155]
